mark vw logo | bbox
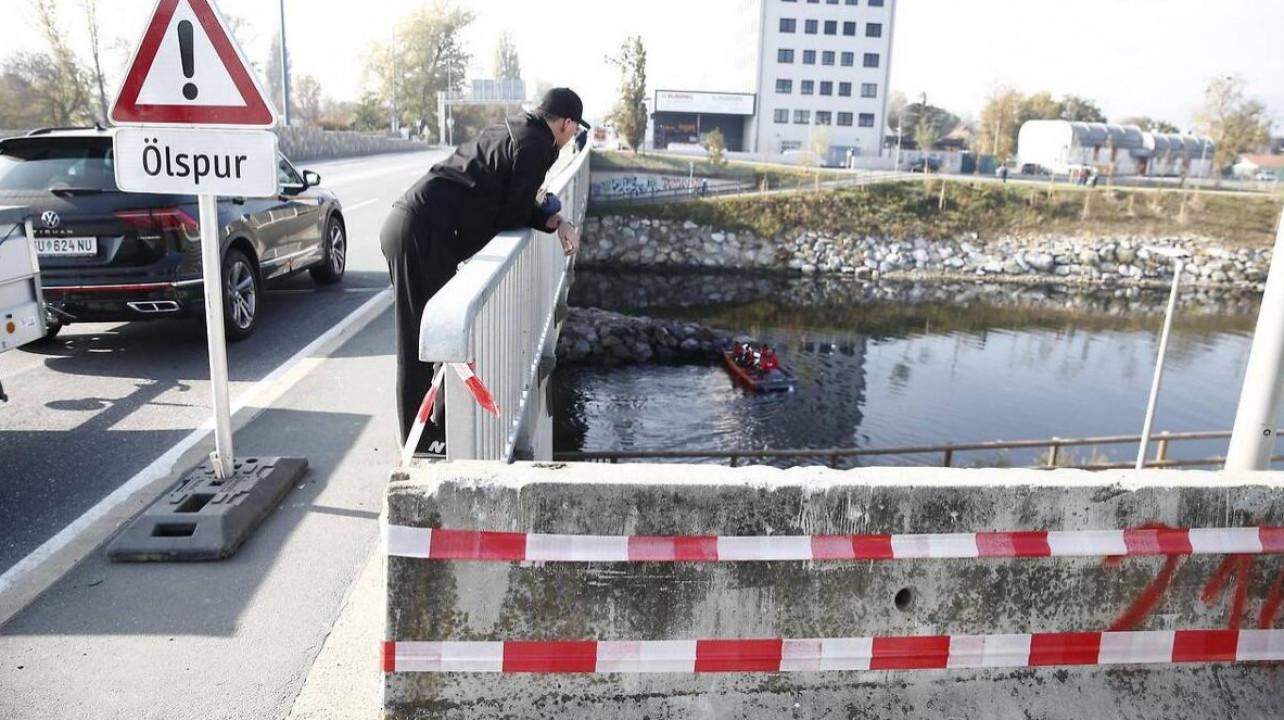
[41,211,61,229]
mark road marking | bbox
[0,287,393,618]
[344,199,379,213]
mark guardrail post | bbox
[1046,440,1061,468]
[942,446,954,467]
[1155,432,1170,464]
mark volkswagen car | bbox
[0,126,347,341]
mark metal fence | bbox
[554,429,1283,470]
[417,148,590,462]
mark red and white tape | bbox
[382,629,1284,673]
[397,362,500,465]
[385,525,1284,563]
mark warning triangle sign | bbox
[111,0,277,128]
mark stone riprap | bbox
[581,215,1271,290]
[384,462,1284,719]
[568,271,1263,320]
[557,307,737,366]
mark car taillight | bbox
[114,208,199,235]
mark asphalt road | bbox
[0,149,448,577]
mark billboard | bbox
[654,90,755,116]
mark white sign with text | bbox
[113,127,278,197]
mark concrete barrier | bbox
[384,462,1284,719]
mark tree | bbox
[1196,76,1273,172]
[31,0,91,125]
[702,127,726,167]
[81,0,109,123]
[493,31,521,81]
[913,113,939,155]
[1059,94,1106,123]
[0,53,59,127]
[265,31,291,118]
[977,86,1023,159]
[886,90,908,134]
[351,91,387,132]
[1117,116,1181,134]
[294,74,323,126]
[902,102,958,146]
[608,36,647,153]
[1020,91,1063,122]
[365,2,473,139]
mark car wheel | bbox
[310,216,346,285]
[222,248,260,341]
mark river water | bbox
[552,269,1274,469]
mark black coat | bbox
[394,113,559,257]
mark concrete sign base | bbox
[108,456,306,562]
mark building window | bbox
[775,78,793,93]
[822,50,835,66]
[824,20,837,35]
[843,21,857,36]
[859,113,875,127]
[861,83,878,98]
[802,50,816,64]
[841,51,854,67]
[826,0,839,4]
[819,81,833,96]
[846,0,858,4]
[806,0,818,3]
[777,48,795,63]
[800,79,814,95]
[804,19,818,34]
[868,0,883,5]
[866,22,883,37]
[794,110,810,124]
[837,112,854,126]
[863,53,880,68]
[780,18,796,32]
[816,111,832,125]
[774,108,790,124]
[838,82,852,97]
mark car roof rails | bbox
[26,123,108,136]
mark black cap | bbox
[538,87,590,129]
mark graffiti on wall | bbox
[589,174,701,197]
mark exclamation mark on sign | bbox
[178,20,198,101]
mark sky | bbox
[2,0,1280,132]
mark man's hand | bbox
[556,220,580,256]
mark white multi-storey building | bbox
[749,0,896,165]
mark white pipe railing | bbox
[418,147,590,462]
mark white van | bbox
[0,205,46,401]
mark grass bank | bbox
[587,179,1284,247]
[590,149,849,190]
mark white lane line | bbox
[0,288,393,604]
[344,199,379,213]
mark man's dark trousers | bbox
[379,188,464,455]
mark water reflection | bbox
[554,269,1267,469]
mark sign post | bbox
[106,0,306,562]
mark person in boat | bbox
[758,345,780,373]
[732,342,746,366]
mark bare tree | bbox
[493,31,521,81]
[81,0,108,123]
[31,0,91,125]
[1196,76,1272,172]
[294,74,323,126]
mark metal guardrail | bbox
[418,148,590,462]
[554,429,1284,470]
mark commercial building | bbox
[748,0,896,165]
[651,90,756,151]
[1017,120,1215,178]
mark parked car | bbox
[908,157,941,173]
[0,127,347,341]
[1256,170,1277,182]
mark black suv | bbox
[0,127,347,340]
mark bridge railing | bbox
[418,147,589,462]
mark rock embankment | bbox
[557,307,735,367]
[581,215,1269,289]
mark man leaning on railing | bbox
[379,87,588,457]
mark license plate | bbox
[35,237,98,257]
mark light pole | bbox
[278,0,291,126]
